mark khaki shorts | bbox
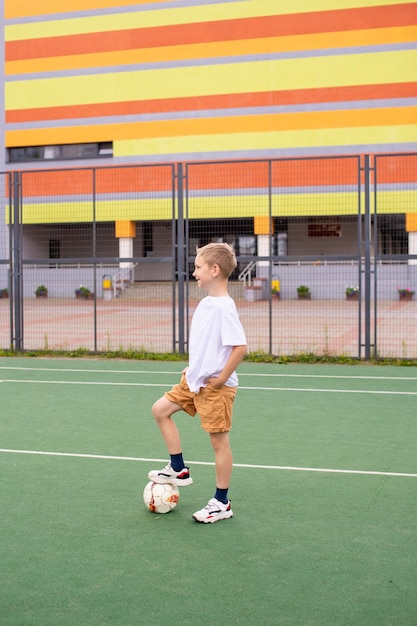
[164,373,237,433]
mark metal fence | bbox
[0,154,416,359]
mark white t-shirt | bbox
[186,295,247,393]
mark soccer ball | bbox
[143,481,180,514]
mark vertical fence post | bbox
[176,163,185,354]
[268,160,273,355]
[171,165,177,353]
[92,168,97,352]
[6,173,13,349]
[373,156,379,357]
[356,156,363,359]
[363,155,372,360]
[12,171,23,351]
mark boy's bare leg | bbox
[152,396,183,454]
[192,431,233,522]
[210,431,233,489]
[149,395,193,485]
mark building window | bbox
[7,142,113,163]
[308,218,341,237]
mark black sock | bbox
[170,453,185,472]
[215,487,229,504]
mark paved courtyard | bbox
[0,283,416,359]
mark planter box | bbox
[399,293,413,302]
[346,293,359,301]
[75,292,95,300]
[297,293,311,300]
[244,286,262,302]
[253,277,268,299]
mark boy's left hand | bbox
[206,377,224,389]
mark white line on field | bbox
[0,366,416,382]
[0,448,416,478]
[1,378,416,395]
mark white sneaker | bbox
[148,463,193,486]
[192,498,233,523]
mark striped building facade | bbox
[3,0,417,165]
[1,0,417,263]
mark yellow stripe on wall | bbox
[187,194,361,218]
[7,191,415,225]
[6,106,417,148]
[190,191,417,217]
[377,192,417,214]
[114,124,417,158]
[5,0,414,41]
[6,26,416,76]
[5,50,417,111]
[9,199,173,224]
[5,0,175,20]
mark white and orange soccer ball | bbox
[143,481,180,514]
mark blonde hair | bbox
[196,242,237,278]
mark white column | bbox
[255,234,273,296]
[119,237,133,269]
[257,234,270,268]
[409,232,417,265]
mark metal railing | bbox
[1,154,416,359]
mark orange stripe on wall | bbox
[5,0,176,19]
[376,154,417,183]
[188,159,361,189]
[6,4,416,60]
[19,166,174,196]
[6,25,417,76]
[15,155,417,197]
[6,83,417,124]
[6,106,417,147]
[14,160,359,195]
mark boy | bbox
[148,242,247,523]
